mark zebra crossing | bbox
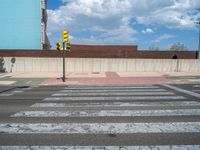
[0,84,200,150]
[1,145,200,150]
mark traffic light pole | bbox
[62,42,66,82]
[60,30,69,82]
[198,23,200,59]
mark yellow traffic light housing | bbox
[67,43,71,50]
[62,30,69,43]
[56,43,61,52]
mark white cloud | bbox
[141,28,154,34]
[155,34,175,43]
[47,0,200,46]
[69,35,74,40]
[134,0,200,29]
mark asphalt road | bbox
[0,84,200,150]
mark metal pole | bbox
[198,23,200,59]
[63,42,66,82]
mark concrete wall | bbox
[1,57,200,73]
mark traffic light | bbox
[56,43,61,52]
[67,43,71,50]
[62,30,69,43]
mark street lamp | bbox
[194,21,200,59]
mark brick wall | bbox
[0,45,198,59]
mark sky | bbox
[47,0,200,50]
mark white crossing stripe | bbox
[162,84,200,98]
[32,103,68,107]
[31,101,200,108]
[60,89,167,93]
[1,122,200,134]
[52,92,175,97]
[64,86,160,90]
[0,145,200,150]
[44,96,186,101]
[12,90,24,93]
[11,109,200,117]
[194,85,200,88]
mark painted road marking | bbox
[162,84,200,98]
[52,92,175,97]
[12,90,24,93]
[194,85,200,88]
[11,109,200,117]
[0,93,13,96]
[64,86,160,90]
[60,89,167,93]
[31,103,68,107]
[0,87,32,97]
[1,122,200,133]
[31,101,200,108]
[0,146,200,150]
[43,96,186,101]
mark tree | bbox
[170,42,188,51]
[148,44,160,51]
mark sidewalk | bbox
[0,71,200,86]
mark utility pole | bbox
[194,21,200,59]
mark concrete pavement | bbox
[0,71,200,86]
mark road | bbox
[0,84,200,150]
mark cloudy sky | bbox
[47,0,200,50]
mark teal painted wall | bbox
[0,0,42,49]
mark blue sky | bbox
[47,0,200,50]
